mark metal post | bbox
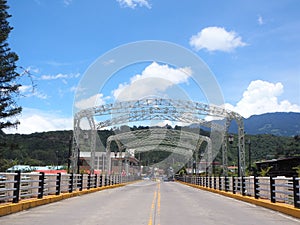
[237,146,240,177]
[87,173,91,190]
[241,176,246,196]
[225,176,229,192]
[214,177,217,189]
[94,174,98,188]
[67,136,72,173]
[80,174,84,191]
[56,173,62,195]
[69,173,74,193]
[100,174,103,187]
[12,170,21,203]
[232,177,236,194]
[104,175,107,186]
[38,172,45,199]
[56,150,59,170]
[270,176,276,203]
[254,176,259,199]
[293,176,300,208]
[248,139,251,172]
[77,148,80,174]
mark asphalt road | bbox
[0,181,299,225]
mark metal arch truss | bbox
[221,112,246,176]
[106,128,212,174]
[72,98,245,175]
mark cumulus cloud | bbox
[112,62,192,101]
[4,108,72,134]
[225,80,300,118]
[189,26,247,52]
[117,0,151,9]
[75,93,106,110]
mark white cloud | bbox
[19,85,32,93]
[41,74,68,80]
[4,108,72,134]
[189,26,247,52]
[75,93,106,110]
[112,62,192,101]
[117,0,151,9]
[19,85,48,100]
[63,0,73,6]
[225,80,300,118]
[20,66,40,75]
[40,73,80,80]
[258,15,264,25]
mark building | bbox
[255,157,300,177]
[79,150,140,175]
[6,165,32,172]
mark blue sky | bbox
[4,0,300,134]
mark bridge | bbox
[0,173,299,224]
[72,98,246,176]
[0,98,300,224]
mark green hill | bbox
[0,128,299,172]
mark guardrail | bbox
[176,175,300,208]
[0,172,140,204]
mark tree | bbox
[292,165,300,177]
[259,166,273,177]
[0,0,22,130]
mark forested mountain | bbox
[0,112,299,171]
[0,125,300,172]
[229,112,300,136]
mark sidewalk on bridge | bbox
[0,180,140,217]
[177,181,300,219]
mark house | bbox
[255,157,300,177]
[6,165,32,172]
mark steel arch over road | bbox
[106,128,212,174]
[72,98,245,175]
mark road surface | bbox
[0,181,299,225]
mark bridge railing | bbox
[176,175,300,209]
[0,172,140,204]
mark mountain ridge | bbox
[228,112,300,136]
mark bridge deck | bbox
[0,181,299,225]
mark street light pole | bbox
[67,136,72,173]
[237,146,240,177]
[56,150,59,170]
[248,139,251,172]
[228,134,241,177]
[77,148,80,174]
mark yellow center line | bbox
[157,182,161,225]
[148,181,161,225]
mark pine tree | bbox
[0,0,22,130]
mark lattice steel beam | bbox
[106,128,213,174]
[72,98,245,176]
